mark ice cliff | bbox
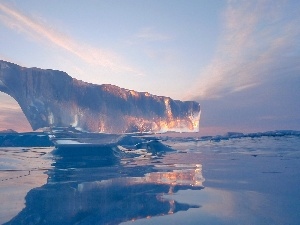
[0,60,200,133]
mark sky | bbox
[0,0,299,135]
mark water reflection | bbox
[0,147,53,223]
[5,145,204,225]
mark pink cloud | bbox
[0,93,32,131]
[0,3,142,76]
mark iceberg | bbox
[0,60,200,133]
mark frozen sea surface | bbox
[0,134,300,224]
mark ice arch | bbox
[0,60,200,133]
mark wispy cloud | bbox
[135,27,171,42]
[187,0,300,100]
[0,3,142,76]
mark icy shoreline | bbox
[0,128,299,147]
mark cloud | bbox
[187,0,300,100]
[0,93,32,131]
[0,92,22,110]
[0,3,142,76]
[0,109,32,132]
[135,27,171,42]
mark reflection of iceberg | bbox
[7,174,203,224]
[78,164,204,194]
[137,164,204,187]
[5,140,204,225]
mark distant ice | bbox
[54,139,84,145]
